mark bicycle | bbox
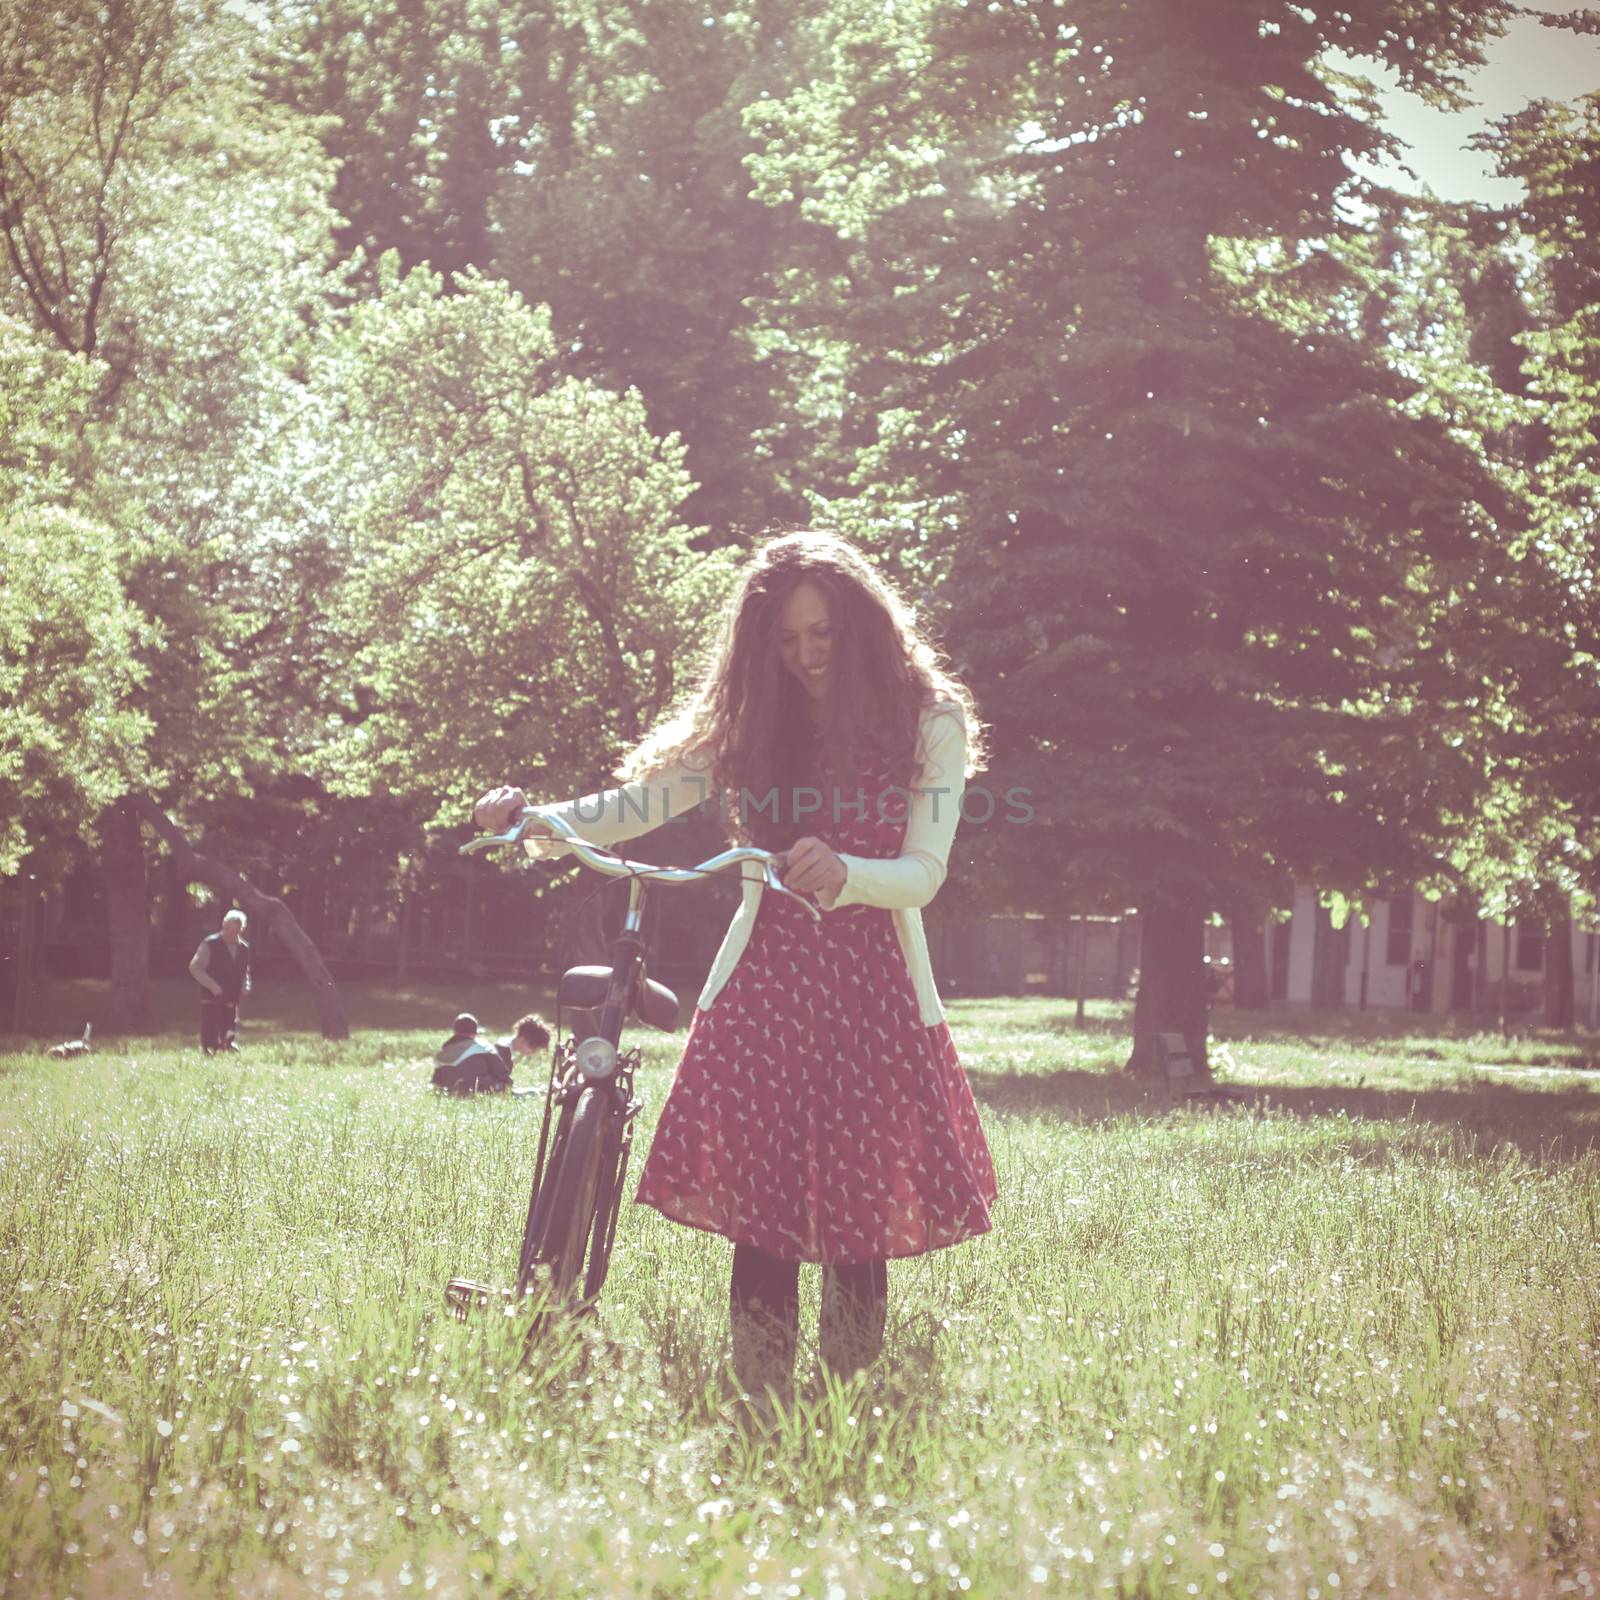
[444,806,822,1340]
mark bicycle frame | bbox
[517,878,650,1302]
[516,1042,637,1302]
[454,805,822,1326]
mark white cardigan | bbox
[527,702,968,1026]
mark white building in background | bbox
[1265,884,1600,1021]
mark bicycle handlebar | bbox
[460,807,825,923]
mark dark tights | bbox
[729,1242,887,1397]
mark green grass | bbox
[2,993,1597,1598]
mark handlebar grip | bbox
[460,811,822,921]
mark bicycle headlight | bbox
[574,1035,618,1079]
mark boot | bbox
[819,1260,887,1379]
[730,1245,799,1412]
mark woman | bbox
[474,531,996,1401]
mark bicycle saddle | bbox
[558,965,680,1032]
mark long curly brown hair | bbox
[619,532,986,848]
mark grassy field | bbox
[1,989,1597,1599]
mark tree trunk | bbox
[1499,912,1510,1042]
[572,884,610,966]
[1545,908,1574,1030]
[134,797,350,1040]
[10,869,39,1033]
[101,799,150,1027]
[1073,911,1088,1028]
[1126,896,1208,1076]
[1424,902,1441,1015]
[396,895,413,980]
[1229,910,1270,1010]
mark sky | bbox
[1360,6,1600,204]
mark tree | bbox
[747,0,1518,1070]
[487,0,836,535]
[261,0,513,280]
[1476,82,1600,1024]
[1,0,356,1029]
[314,258,736,822]
[0,319,147,1029]
[0,320,148,877]
[1347,90,1600,1033]
[264,0,832,534]
[136,799,349,1039]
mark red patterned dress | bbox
[634,759,997,1265]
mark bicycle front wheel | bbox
[527,1086,617,1306]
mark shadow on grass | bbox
[1007,1001,1599,1057]
[2,975,562,1046]
[1211,1009,1600,1062]
[966,1063,1600,1161]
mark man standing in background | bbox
[189,909,252,1054]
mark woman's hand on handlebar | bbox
[778,835,847,904]
[473,785,527,833]
[474,785,557,842]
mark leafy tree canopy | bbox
[314,259,737,825]
[0,319,148,873]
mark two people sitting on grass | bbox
[432,1011,551,1095]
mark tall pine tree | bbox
[750,0,1518,1068]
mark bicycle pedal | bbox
[445,1277,515,1319]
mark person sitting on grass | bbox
[432,1012,510,1096]
[432,1012,552,1095]
[494,1013,552,1073]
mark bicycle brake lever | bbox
[763,859,824,922]
[460,808,559,856]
